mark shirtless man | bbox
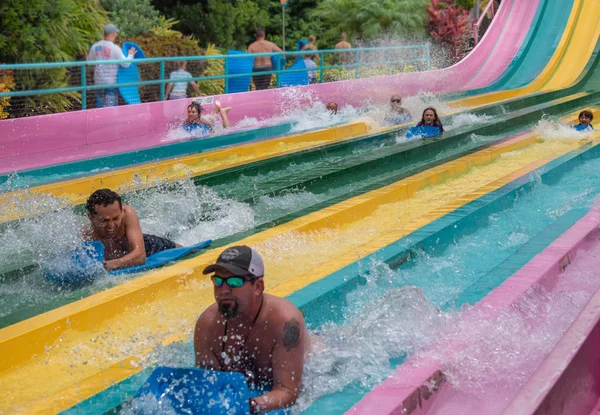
[248,29,283,90]
[195,246,306,413]
[334,32,352,65]
[83,189,179,271]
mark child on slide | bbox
[573,110,594,131]
[182,101,231,135]
[405,107,444,139]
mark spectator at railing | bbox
[334,32,352,65]
[301,35,320,64]
[165,61,201,100]
[248,29,282,90]
[86,24,136,107]
[304,54,318,84]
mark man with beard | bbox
[194,246,306,413]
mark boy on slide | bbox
[83,189,180,271]
[573,110,594,131]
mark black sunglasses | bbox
[391,99,401,103]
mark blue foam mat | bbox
[43,240,212,287]
[118,42,146,105]
[279,59,308,87]
[405,125,442,139]
[132,367,289,415]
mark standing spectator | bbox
[335,32,352,65]
[248,28,282,90]
[335,32,352,50]
[87,24,136,108]
[304,54,318,84]
[301,35,320,63]
[165,61,201,100]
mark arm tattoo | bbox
[283,318,301,351]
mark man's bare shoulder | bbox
[264,294,304,325]
[196,303,219,326]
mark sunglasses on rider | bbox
[391,99,401,103]
[211,275,253,288]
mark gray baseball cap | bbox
[104,24,119,35]
[203,246,265,278]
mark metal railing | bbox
[473,1,496,45]
[0,44,430,117]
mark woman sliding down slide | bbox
[182,100,231,136]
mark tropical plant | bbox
[0,70,14,119]
[196,44,225,96]
[425,0,471,62]
[0,0,107,116]
[101,0,161,37]
[312,0,429,44]
[151,17,182,37]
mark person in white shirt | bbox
[86,24,136,107]
[165,61,201,100]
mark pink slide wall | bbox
[0,0,536,175]
[348,208,600,415]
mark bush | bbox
[0,70,14,119]
[101,0,160,37]
[425,0,471,62]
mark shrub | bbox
[425,0,471,62]
[100,0,160,37]
[0,70,14,119]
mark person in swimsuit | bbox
[83,189,180,271]
[384,94,412,125]
[415,107,444,133]
[182,101,230,135]
[194,246,307,413]
[248,29,283,90]
[573,109,594,131]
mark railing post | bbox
[319,51,324,83]
[427,45,431,71]
[81,64,87,110]
[355,50,360,79]
[387,48,391,75]
[159,60,165,101]
[224,55,229,94]
[277,53,282,88]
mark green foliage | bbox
[454,0,474,9]
[312,0,429,44]
[0,0,107,116]
[196,44,225,96]
[0,70,14,119]
[0,0,107,63]
[101,0,161,37]
[151,16,181,37]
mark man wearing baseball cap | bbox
[86,24,137,107]
[194,245,306,413]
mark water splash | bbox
[535,116,594,141]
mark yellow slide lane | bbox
[454,0,599,108]
[1,113,596,413]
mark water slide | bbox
[0,0,538,176]
[2,0,600,413]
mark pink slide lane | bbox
[348,207,600,415]
[0,0,536,175]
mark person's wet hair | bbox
[308,35,316,42]
[420,107,440,124]
[579,110,594,121]
[255,28,266,38]
[327,102,338,114]
[86,189,122,215]
[188,101,203,114]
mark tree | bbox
[0,0,108,116]
[311,0,429,45]
[101,0,161,37]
